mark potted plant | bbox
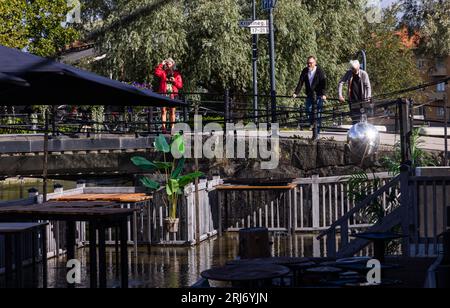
[131,133,203,233]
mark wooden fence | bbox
[218,173,396,233]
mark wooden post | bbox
[398,99,412,164]
[400,164,411,257]
[239,227,271,259]
[311,175,320,229]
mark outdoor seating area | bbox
[199,255,435,288]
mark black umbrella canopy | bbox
[0,45,185,107]
[0,72,30,87]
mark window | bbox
[436,57,445,69]
[417,59,426,69]
[437,83,446,92]
[437,107,445,118]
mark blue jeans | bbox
[305,96,324,133]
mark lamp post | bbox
[267,0,277,124]
[252,0,259,124]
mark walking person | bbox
[293,56,327,134]
[154,58,183,133]
[338,60,372,124]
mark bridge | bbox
[0,130,447,180]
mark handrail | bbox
[316,174,401,240]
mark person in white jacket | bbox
[338,60,372,124]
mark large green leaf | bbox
[171,157,185,179]
[154,135,170,153]
[154,161,172,170]
[178,172,204,188]
[171,133,185,156]
[131,156,157,171]
[166,178,180,196]
[140,177,160,190]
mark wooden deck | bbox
[52,193,152,203]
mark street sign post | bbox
[239,20,269,28]
[251,27,269,35]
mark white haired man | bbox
[338,60,372,124]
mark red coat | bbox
[154,63,183,99]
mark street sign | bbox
[239,20,269,28]
[251,27,269,35]
[262,0,276,10]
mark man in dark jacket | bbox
[293,56,327,133]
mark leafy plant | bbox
[131,133,203,219]
[381,128,436,175]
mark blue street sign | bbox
[262,0,276,10]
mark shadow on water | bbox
[0,232,333,288]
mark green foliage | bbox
[85,0,369,99]
[420,0,450,56]
[400,0,450,56]
[381,128,436,175]
[0,0,78,57]
[131,133,204,219]
[361,5,422,96]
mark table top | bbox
[227,257,311,266]
[0,202,135,222]
[52,193,152,203]
[201,264,290,282]
[215,184,297,191]
[352,232,405,241]
[0,222,48,233]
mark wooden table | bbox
[201,264,290,287]
[0,222,48,288]
[52,194,153,249]
[215,184,297,235]
[0,202,135,288]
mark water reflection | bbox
[0,180,76,201]
[29,232,335,288]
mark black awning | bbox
[0,45,185,108]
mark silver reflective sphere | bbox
[347,122,380,160]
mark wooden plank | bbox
[215,184,297,191]
[312,176,320,229]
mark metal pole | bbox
[445,90,448,166]
[252,0,259,124]
[43,109,49,202]
[268,5,277,124]
[312,92,318,141]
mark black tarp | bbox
[0,45,185,107]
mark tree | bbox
[93,0,187,84]
[0,0,78,57]
[421,0,450,56]
[361,5,422,96]
[400,0,450,56]
[0,0,28,49]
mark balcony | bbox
[430,67,448,77]
[430,92,446,101]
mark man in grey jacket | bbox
[338,60,372,124]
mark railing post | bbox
[311,175,320,229]
[224,89,230,126]
[183,98,189,123]
[400,164,411,257]
[147,107,153,134]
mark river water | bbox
[0,181,328,288]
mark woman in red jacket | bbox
[154,58,183,133]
